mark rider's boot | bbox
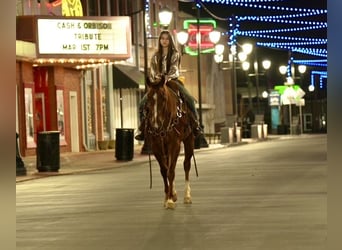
[190,114,203,138]
[135,118,146,141]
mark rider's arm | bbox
[149,54,161,82]
[166,51,180,81]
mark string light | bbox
[206,0,328,68]
[201,0,325,13]
[237,24,327,35]
[293,59,327,68]
[311,71,327,89]
[145,0,152,37]
[238,15,326,27]
[258,40,327,47]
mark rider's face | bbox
[160,34,170,48]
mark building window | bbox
[84,69,96,149]
[56,89,65,141]
[100,66,110,139]
[24,87,35,147]
[85,75,94,134]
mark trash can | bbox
[251,124,262,139]
[220,127,229,144]
[262,124,268,139]
[36,131,60,172]
[236,126,242,142]
[277,124,289,135]
[115,128,134,161]
[228,127,234,143]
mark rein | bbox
[146,85,183,138]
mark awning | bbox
[112,64,145,89]
[16,40,37,60]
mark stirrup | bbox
[193,126,202,137]
[135,133,145,141]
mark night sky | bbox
[178,0,327,88]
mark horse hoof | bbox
[183,197,192,204]
[164,199,176,209]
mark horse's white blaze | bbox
[153,93,158,128]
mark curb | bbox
[16,136,281,183]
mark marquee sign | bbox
[36,16,131,59]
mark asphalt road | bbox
[16,134,327,250]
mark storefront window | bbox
[85,71,94,134]
[56,89,65,141]
[86,84,93,134]
[82,70,96,150]
[101,87,108,134]
[100,66,109,137]
[24,88,35,147]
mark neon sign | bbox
[182,19,217,56]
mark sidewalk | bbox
[16,136,279,183]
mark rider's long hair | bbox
[156,30,180,74]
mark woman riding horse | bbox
[135,30,202,141]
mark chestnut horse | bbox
[144,76,195,209]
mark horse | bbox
[143,76,196,209]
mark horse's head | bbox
[145,76,179,130]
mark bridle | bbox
[145,84,184,139]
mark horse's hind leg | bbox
[183,136,194,204]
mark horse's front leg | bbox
[159,164,169,204]
[183,136,194,204]
[165,147,181,209]
[165,165,176,209]
[154,152,170,206]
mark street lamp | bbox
[308,85,315,92]
[239,44,271,114]
[297,65,307,135]
[213,42,251,115]
[298,64,307,85]
[241,61,252,109]
[141,3,173,154]
[279,65,287,76]
[262,60,271,71]
[279,64,306,135]
[262,59,271,94]
[176,21,221,149]
[213,42,251,142]
[158,6,173,29]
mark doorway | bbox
[69,92,79,152]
